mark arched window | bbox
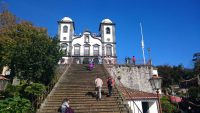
[63,37,66,40]
[93,46,99,56]
[106,27,110,34]
[84,46,90,56]
[61,43,68,55]
[63,26,68,33]
[85,35,89,42]
[74,44,81,56]
[106,44,112,56]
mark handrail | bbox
[103,63,143,113]
[36,57,73,110]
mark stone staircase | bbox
[37,64,129,113]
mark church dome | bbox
[102,19,112,23]
[61,17,73,22]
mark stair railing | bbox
[36,57,73,111]
[103,63,143,113]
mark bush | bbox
[161,96,178,113]
[0,96,31,113]
[188,87,200,99]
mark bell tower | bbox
[100,19,116,58]
[58,17,75,56]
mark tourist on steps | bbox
[61,98,69,113]
[61,98,74,113]
[88,62,94,71]
[88,58,94,71]
[95,76,103,100]
[107,77,114,97]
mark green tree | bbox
[161,96,178,113]
[0,6,62,112]
[188,87,200,99]
[0,96,31,113]
[0,12,61,84]
[0,5,18,28]
[193,52,200,75]
[24,83,46,107]
[157,65,192,88]
[0,7,18,68]
[3,84,23,97]
[1,8,62,83]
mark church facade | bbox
[58,17,117,64]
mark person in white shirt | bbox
[61,98,70,113]
[95,76,103,100]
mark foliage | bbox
[2,82,46,111]
[161,96,178,113]
[24,83,46,96]
[157,64,195,89]
[157,65,182,88]
[3,84,23,97]
[0,10,62,85]
[3,81,29,98]
[193,52,200,75]
[0,6,62,112]
[0,96,31,113]
[0,8,18,28]
[188,87,200,99]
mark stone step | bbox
[54,87,117,90]
[41,107,126,112]
[45,102,120,106]
[37,64,128,113]
[46,99,119,105]
[47,97,120,102]
[54,87,116,90]
[50,92,118,95]
[47,99,118,103]
[55,85,113,88]
[47,95,120,99]
[43,104,125,109]
[52,90,118,94]
[38,111,126,113]
[52,92,119,95]
[39,109,127,113]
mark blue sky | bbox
[1,0,200,68]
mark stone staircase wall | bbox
[107,65,153,93]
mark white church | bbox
[58,17,117,64]
[57,17,161,113]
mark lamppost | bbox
[147,48,152,65]
[149,76,163,113]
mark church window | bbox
[106,44,112,56]
[85,35,89,42]
[63,26,68,33]
[74,46,80,56]
[61,43,68,55]
[106,27,110,34]
[63,37,66,40]
[84,46,90,56]
[93,46,99,56]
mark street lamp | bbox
[147,48,152,65]
[149,76,162,113]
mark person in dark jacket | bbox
[107,77,114,97]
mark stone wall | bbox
[107,65,154,93]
